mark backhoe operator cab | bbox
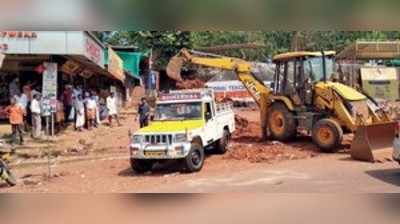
[272,51,336,107]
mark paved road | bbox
[3,150,399,193]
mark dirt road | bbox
[0,108,399,193]
[1,149,399,193]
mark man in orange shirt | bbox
[5,97,25,145]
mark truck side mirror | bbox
[206,112,212,121]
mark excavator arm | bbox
[167,49,272,108]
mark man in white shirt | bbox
[106,92,121,127]
[30,94,42,139]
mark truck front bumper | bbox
[130,142,192,160]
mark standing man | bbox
[85,93,97,130]
[30,94,42,139]
[62,85,73,122]
[138,97,150,128]
[8,77,21,100]
[6,97,24,145]
[106,92,121,127]
[15,92,29,131]
[91,90,101,126]
[74,95,85,132]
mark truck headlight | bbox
[132,135,143,144]
[175,133,188,142]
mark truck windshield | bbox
[155,102,203,121]
[304,56,335,82]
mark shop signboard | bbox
[108,47,125,81]
[42,62,58,116]
[206,80,271,102]
[61,60,81,75]
[85,35,104,68]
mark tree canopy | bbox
[100,31,400,68]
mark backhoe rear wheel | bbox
[312,119,343,153]
[267,103,297,141]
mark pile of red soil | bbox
[176,78,205,89]
[233,115,261,141]
[228,114,320,164]
[225,141,319,164]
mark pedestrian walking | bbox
[106,92,120,127]
[30,94,42,139]
[5,97,24,145]
[74,95,85,131]
[138,97,150,128]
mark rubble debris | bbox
[225,141,319,164]
[228,112,320,164]
[176,78,205,89]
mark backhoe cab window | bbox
[304,56,335,82]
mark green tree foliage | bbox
[101,31,400,68]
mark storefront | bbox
[0,31,127,119]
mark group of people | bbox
[61,85,121,132]
[2,78,122,146]
[3,77,42,145]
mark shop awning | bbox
[337,41,400,60]
[105,50,143,79]
[66,55,122,82]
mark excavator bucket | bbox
[350,122,396,162]
[166,55,184,82]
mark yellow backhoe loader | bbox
[167,49,397,162]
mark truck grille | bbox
[144,135,173,145]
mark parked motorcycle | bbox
[0,156,16,187]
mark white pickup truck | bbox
[129,89,236,173]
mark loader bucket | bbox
[166,55,184,81]
[350,122,396,162]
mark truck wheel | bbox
[130,159,154,174]
[215,129,230,154]
[184,143,205,173]
[312,119,343,153]
[267,103,297,141]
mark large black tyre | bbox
[312,119,343,153]
[184,143,205,173]
[214,129,230,154]
[267,103,297,141]
[130,159,154,173]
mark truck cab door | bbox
[204,102,218,146]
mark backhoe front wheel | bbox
[267,103,297,141]
[312,119,343,153]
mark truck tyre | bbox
[267,103,297,141]
[312,119,343,153]
[130,159,154,174]
[215,129,230,154]
[184,143,205,173]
